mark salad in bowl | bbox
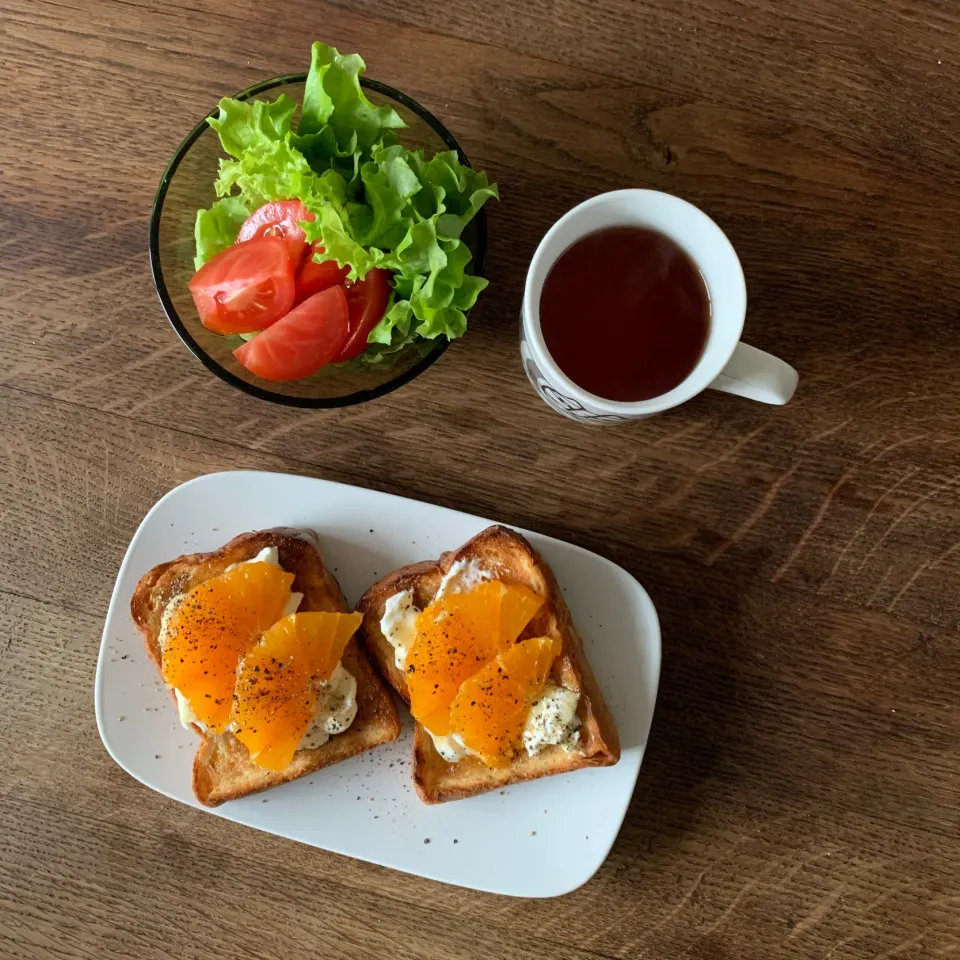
[150,41,497,404]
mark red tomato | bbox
[333,268,392,362]
[188,237,295,335]
[233,285,350,381]
[237,201,315,266]
[295,242,350,304]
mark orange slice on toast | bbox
[161,561,294,731]
[230,611,362,770]
[405,581,543,735]
[449,634,561,767]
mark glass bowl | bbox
[149,74,488,407]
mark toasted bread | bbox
[357,525,620,803]
[131,528,401,806]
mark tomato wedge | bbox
[188,236,295,335]
[295,242,350,304]
[233,285,350,381]
[333,268,392,362]
[237,201,315,266]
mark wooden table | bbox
[3,0,959,956]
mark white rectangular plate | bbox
[96,471,660,897]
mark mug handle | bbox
[709,342,798,405]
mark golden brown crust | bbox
[357,525,620,803]
[130,528,401,807]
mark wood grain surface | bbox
[2,0,960,957]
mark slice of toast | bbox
[131,527,401,806]
[357,525,620,803]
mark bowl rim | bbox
[148,72,488,408]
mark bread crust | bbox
[357,525,620,803]
[130,528,401,806]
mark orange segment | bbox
[439,581,543,648]
[496,582,543,646]
[230,611,361,771]
[161,562,294,731]
[449,635,561,767]
[504,631,561,688]
[450,666,527,768]
[405,581,542,736]
[406,596,492,736]
[288,610,362,679]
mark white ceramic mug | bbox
[520,189,798,423]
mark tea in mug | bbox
[539,226,710,402]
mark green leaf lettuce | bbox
[193,196,250,270]
[194,40,497,361]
